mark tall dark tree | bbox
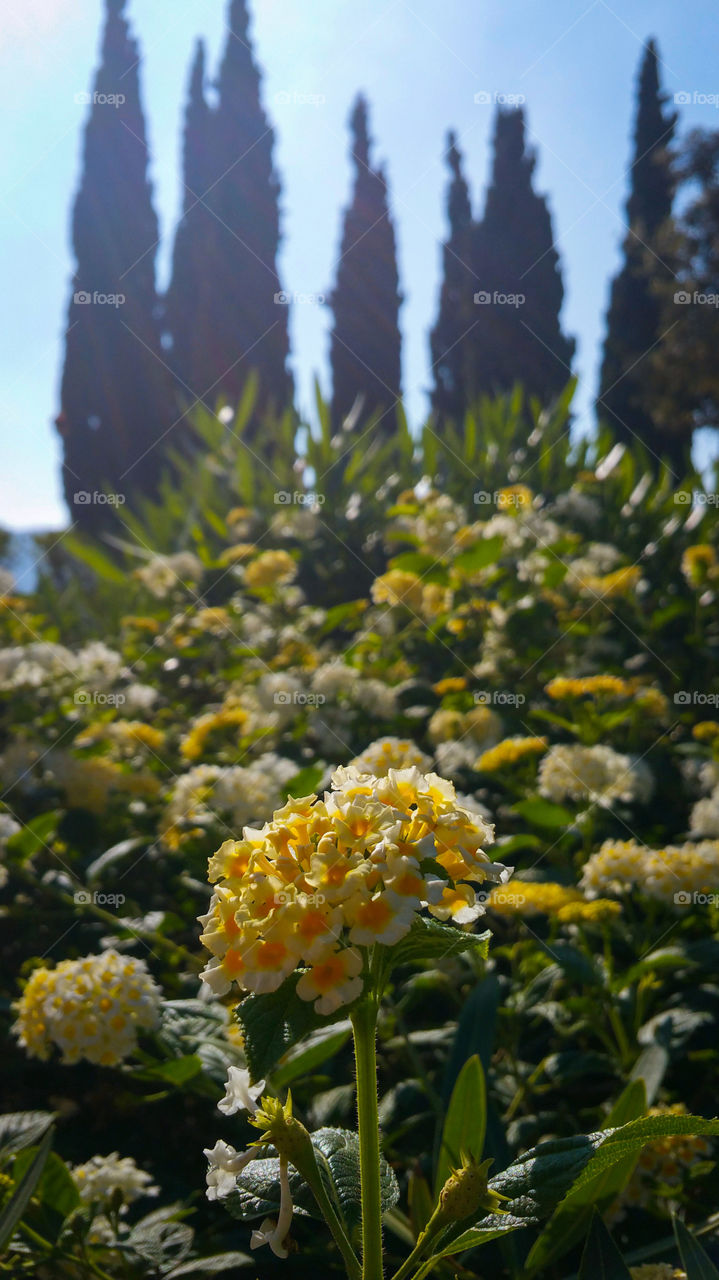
[57,0,173,524]
[168,0,292,418]
[598,40,681,469]
[430,132,477,426]
[469,108,575,407]
[329,95,403,435]
[164,41,217,400]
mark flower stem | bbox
[351,998,384,1280]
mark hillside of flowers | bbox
[3,403,719,1277]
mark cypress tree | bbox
[329,95,403,435]
[164,41,217,401]
[470,107,575,407]
[194,0,292,417]
[430,132,477,426]
[598,40,680,468]
[57,0,173,525]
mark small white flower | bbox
[217,1065,266,1117]
[203,1139,257,1201]
[250,1156,293,1259]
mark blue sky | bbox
[2,0,718,530]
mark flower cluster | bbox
[612,1105,711,1219]
[545,674,634,700]
[71,1152,158,1207]
[487,879,620,923]
[630,1268,686,1280]
[199,766,506,1014]
[349,736,432,777]
[475,735,548,773]
[580,838,719,905]
[13,950,162,1065]
[538,743,652,808]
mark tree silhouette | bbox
[430,132,477,427]
[469,107,575,408]
[178,0,292,420]
[598,39,682,470]
[329,95,403,436]
[57,0,173,526]
[164,41,217,405]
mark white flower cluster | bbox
[538,743,653,809]
[349,737,432,777]
[72,1152,158,1207]
[0,811,20,886]
[581,838,719,905]
[165,754,298,836]
[690,786,719,838]
[136,552,204,598]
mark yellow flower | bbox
[693,721,719,743]
[545,675,632,700]
[681,543,717,587]
[371,570,424,613]
[475,736,548,773]
[350,737,432,777]
[244,550,296,590]
[421,583,454,618]
[220,543,256,566]
[181,707,248,761]
[487,880,583,916]
[432,677,467,695]
[121,616,160,634]
[13,951,161,1066]
[496,484,533,512]
[581,566,641,598]
[556,898,621,924]
[199,767,503,1012]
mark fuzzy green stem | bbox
[351,998,384,1280]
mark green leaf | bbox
[453,536,505,574]
[139,1055,204,1086]
[568,1115,719,1200]
[273,1021,352,1089]
[578,1210,632,1279]
[511,798,575,830]
[525,1079,646,1274]
[127,1210,194,1270]
[673,1216,719,1278]
[237,972,356,1082]
[0,1112,55,1164]
[164,1253,254,1277]
[229,1128,399,1231]
[6,813,58,862]
[435,1055,486,1198]
[0,1127,54,1252]
[388,917,490,971]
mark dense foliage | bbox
[2,395,719,1276]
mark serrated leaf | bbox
[578,1210,632,1279]
[237,972,357,1082]
[388,917,490,971]
[164,1252,254,1276]
[674,1215,719,1278]
[435,1055,486,1198]
[525,1079,646,1274]
[273,1021,352,1089]
[127,1215,194,1268]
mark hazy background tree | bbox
[429,132,477,428]
[469,107,575,409]
[329,95,403,436]
[57,0,173,527]
[598,40,684,470]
